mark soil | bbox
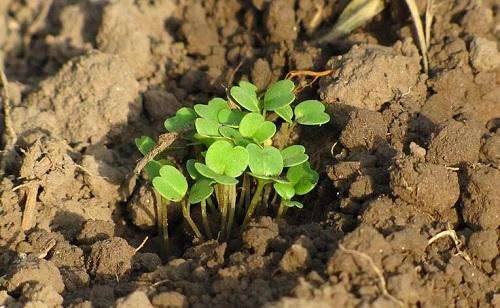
[0,0,499,307]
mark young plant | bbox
[136,79,329,245]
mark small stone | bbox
[115,291,153,308]
[151,291,187,308]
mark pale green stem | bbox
[262,185,272,208]
[243,180,266,227]
[181,199,204,240]
[207,196,217,215]
[277,200,288,218]
[237,174,249,216]
[201,200,213,239]
[226,184,237,238]
[215,184,227,238]
[154,190,169,251]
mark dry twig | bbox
[21,181,40,231]
[0,69,16,151]
[403,0,429,72]
[286,69,334,94]
[134,236,149,253]
[339,244,405,307]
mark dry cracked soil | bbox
[0,0,499,307]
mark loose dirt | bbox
[0,0,498,307]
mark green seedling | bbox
[136,79,329,246]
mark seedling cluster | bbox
[136,79,329,243]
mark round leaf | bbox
[188,179,214,204]
[205,140,249,177]
[195,118,221,136]
[273,182,295,200]
[194,98,229,121]
[194,163,238,185]
[186,159,201,180]
[281,145,309,167]
[152,165,188,202]
[230,85,260,113]
[239,80,258,93]
[246,143,283,176]
[135,136,155,156]
[275,105,293,123]
[286,161,319,184]
[294,100,330,125]
[164,107,197,132]
[294,179,316,195]
[264,80,295,110]
[239,113,276,143]
[218,109,245,127]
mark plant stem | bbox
[154,191,170,251]
[243,180,266,228]
[277,200,288,218]
[216,184,227,238]
[201,200,213,239]
[226,184,237,237]
[262,184,272,208]
[207,196,217,215]
[237,173,249,214]
[181,199,204,240]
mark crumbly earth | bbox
[0,0,499,307]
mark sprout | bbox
[136,78,330,247]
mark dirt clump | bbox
[151,291,188,308]
[426,120,484,166]
[389,158,460,220]
[19,282,64,307]
[461,166,500,230]
[339,109,388,150]
[11,51,140,145]
[319,43,421,111]
[86,237,136,279]
[469,37,500,72]
[242,216,279,255]
[265,0,297,43]
[115,290,153,308]
[466,230,498,271]
[5,259,64,294]
[76,219,115,245]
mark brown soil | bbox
[0,0,499,307]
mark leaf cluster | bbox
[136,79,329,241]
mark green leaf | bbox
[194,98,229,121]
[239,113,276,143]
[247,172,288,183]
[287,161,319,184]
[144,160,162,179]
[273,182,295,200]
[294,100,330,125]
[152,165,188,202]
[246,143,283,177]
[283,200,303,209]
[195,118,221,136]
[263,80,295,110]
[286,162,319,195]
[188,179,214,204]
[239,80,258,93]
[275,105,293,123]
[164,107,197,132]
[205,140,249,177]
[230,83,260,113]
[218,109,245,127]
[186,159,201,180]
[135,136,155,156]
[281,145,309,167]
[194,163,238,185]
[294,179,316,195]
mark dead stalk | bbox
[339,244,405,307]
[0,69,16,152]
[21,181,40,231]
[135,236,149,253]
[403,0,429,72]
